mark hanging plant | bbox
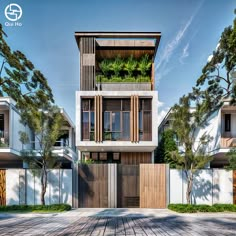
[137,54,152,76]
[124,55,137,77]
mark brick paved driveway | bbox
[0,209,235,235]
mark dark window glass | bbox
[82,112,89,140]
[143,111,152,141]
[104,112,111,131]
[225,114,231,132]
[0,114,4,138]
[112,112,120,132]
[90,112,94,132]
[123,112,130,140]
[122,99,130,111]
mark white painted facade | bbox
[76,91,158,154]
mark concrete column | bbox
[72,163,79,208]
[151,151,155,163]
[108,164,117,208]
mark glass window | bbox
[90,111,94,132]
[122,112,130,140]
[104,112,111,131]
[112,112,120,132]
[82,112,89,140]
[0,114,4,138]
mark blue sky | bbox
[0,0,235,123]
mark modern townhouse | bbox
[75,32,161,164]
[158,100,236,168]
[0,97,77,168]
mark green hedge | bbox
[168,204,236,213]
[0,204,71,212]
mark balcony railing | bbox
[0,131,9,148]
[220,137,236,148]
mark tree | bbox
[20,105,64,205]
[196,10,236,108]
[124,55,137,77]
[225,148,236,170]
[155,129,178,167]
[137,54,152,76]
[170,95,212,204]
[0,24,53,111]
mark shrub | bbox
[137,54,152,76]
[124,55,137,77]
[0,204,71,212]
[123,76,136,82]
[110,76,123,82]
[168,204,236,213]
[136,75,151,82]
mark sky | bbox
[0,0,235,124]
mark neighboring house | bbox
[158,100,236,168]
[75,32,161,164]
[0,97,77,168]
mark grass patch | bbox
[0,204,71,213]
[168,204,236,213]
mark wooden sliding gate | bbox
[78,164,108,208]
[78,164,167,208]
[0,170,6,206]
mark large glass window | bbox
[81,99,94,141]
[103,99,130,141]
[0,114,4,138]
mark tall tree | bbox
[20,105,64,205]
[155,129,178,167]
[0,24,53,111]
[170,95,212,204]
[196,10,236,108]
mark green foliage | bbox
[124,55,137,77]
[0,204,71,212]
[155,129,178,167]
[123,76,136,82]
[137,54,152,76]
[0,24,53,112]
[168,204,236,213]
[136,75,151,82]
[110,56,124,77]
[99,59,111,77]
[195,10,236,108]
[225,148,236,170]
[110,76,123,82]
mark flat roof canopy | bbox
[75,32,161,60]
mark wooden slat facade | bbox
[117,165,140,208]
[78,164,108,208]
[121,152,152,164]
[94,95,103,142]
[140,164,166,208]
[0,170,6,206]
[130,95,139,142]
[233,170,236,204]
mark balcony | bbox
[96,82,151,91]
[0,131,9,148]
[220,137,236,148]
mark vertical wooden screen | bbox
[140,164,167,208]
[0,170,6,206]
[130,95,139,142]
[233,170,236,204]
[95,95,103,142]
[80,37,96,91]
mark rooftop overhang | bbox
[75,32,161,61]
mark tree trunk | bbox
[40,166,47,205]
[185,170,193,204]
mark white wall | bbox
[194,109,221,154]
[170,169,233,205]
[6,169,72,206]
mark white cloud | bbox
[155,1,204,86]
[179,43,190,64]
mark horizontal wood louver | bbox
[130,95,139,142]
[95,95,103,142]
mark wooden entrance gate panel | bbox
[0,170,6,206]
[233,170,236,204]
[140,164,166,208]
[117,165,140,208]
[78,164,108,208]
